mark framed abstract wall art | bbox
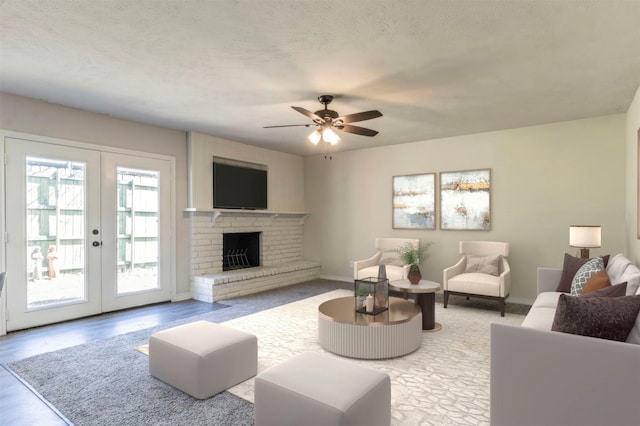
[440,169,491,230]
[392,173,436,230]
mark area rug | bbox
[220,289,524,425]
[9,289,524,425]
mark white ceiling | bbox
[1,0,639,156]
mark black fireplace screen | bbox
[223,232,260,271]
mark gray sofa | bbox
[490,254,640,426]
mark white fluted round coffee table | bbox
[317,296,422,359]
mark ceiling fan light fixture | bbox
[322,127,340,145]
[268,95,381,147]
[308,129,321,145]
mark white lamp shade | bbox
[322,128,341,145]
[569,225,601,248]
[308,130,321,145]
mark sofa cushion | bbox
[627,311,640,344]
[464,255,500,276]
[582,282,627,298]
[580,269,611,295]
[570,257,604,296]
[530,291,562,309]
[606,253,632,283]
[521,306,557,330]
[617,263,640,296]
[551,294,640,342]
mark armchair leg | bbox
[500,298,506,317]
[443,291,449,308]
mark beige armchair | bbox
[354,238,419,283]
[443,241,511,316]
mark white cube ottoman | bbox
[149,320,257,399]
[255,352,391,426]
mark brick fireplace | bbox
[189,211,320,302]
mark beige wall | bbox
[0,93,192,297]
[303,114,627,303]
[0,91,633,306]
[627,86,640,263]
[187,131,305,212]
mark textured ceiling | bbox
[1,0,639,156]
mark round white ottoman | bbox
[149,320,257,399]
[254,352,391,426]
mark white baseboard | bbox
[507,296,535,306]
[319,274,352,283]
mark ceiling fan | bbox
[264,95,382,146]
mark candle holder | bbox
[354,277,389,315]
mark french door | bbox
[4,137,172,331]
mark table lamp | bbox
[569,225,601,259]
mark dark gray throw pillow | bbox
[551,294,640,341]
[556,253,610,293]
[582,282,627,298]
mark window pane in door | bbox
[26,157,86,308]
[116,167,160,294]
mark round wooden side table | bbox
[389,280,441,331]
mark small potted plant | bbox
[398,241,433,284]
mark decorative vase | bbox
[407,266,422,285]
[378,264,387,279]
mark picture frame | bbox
[392,173,436,230]
[440,168,491,230]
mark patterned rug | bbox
[217,289,524,425]
[10,289,523,425]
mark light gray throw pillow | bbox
[464,255,500,276]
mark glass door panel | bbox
[116,167,160,294]
[5,138,102,331]
[26,157,87,308]
[101,152,171,312]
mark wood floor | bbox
[0,299,229,426]
[0,279,353,425]
[0,280,524,425]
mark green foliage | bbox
[398,241,433,267]
[355,286,370,297]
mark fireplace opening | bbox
[223,232,261,271]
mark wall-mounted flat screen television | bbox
[213,162,268,210]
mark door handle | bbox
[92,241,102,247]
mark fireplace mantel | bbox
[184,208,310,224]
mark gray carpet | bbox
[7,280,351,426]
[7,280,529,425]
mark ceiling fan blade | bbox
[264,124,312,128]
[291,106,324,123]
[338,124,379,137]
[338,110,383,123]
